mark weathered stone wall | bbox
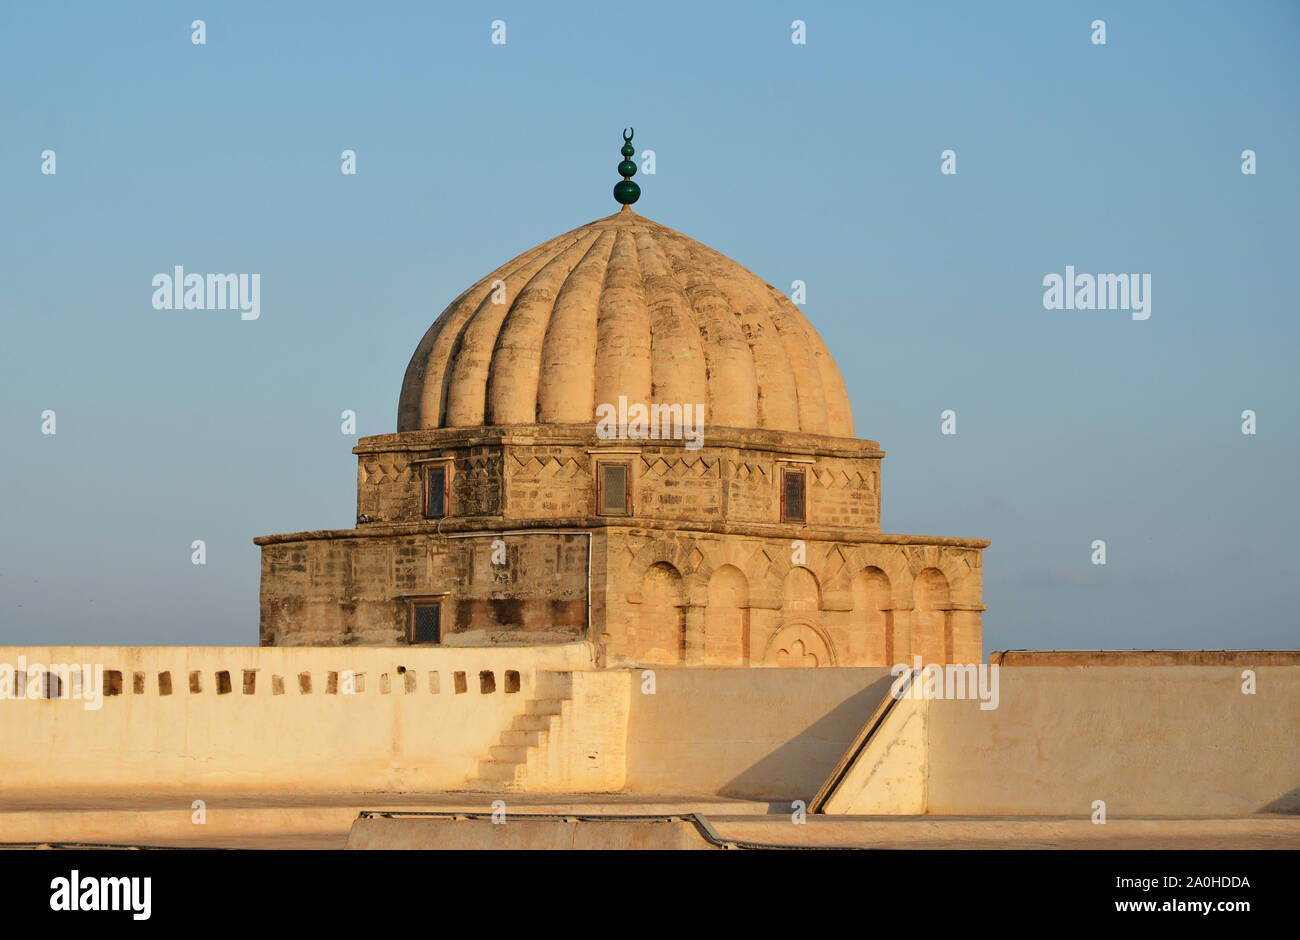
[351,426,882,529]
[505,443,593,518]
[258,532,588,646]
[620,445,881,530]
[356,442,504,524]
[261,426,983,658]
[259,521,984,659]
[600,527,984,668]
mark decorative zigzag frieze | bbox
[638,456,716,478]
[360,460,413,485]
[810,468,872,489]
[727,461,770,482]
[510,455,587,482]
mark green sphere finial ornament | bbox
[613,127,641,207]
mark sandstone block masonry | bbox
[256,425,986,665]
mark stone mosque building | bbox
[5,134,1293,849]
[255,132,988,668]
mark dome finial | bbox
[613,127,640,210]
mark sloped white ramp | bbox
[810,668,928,815]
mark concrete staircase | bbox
[468,671,573,792]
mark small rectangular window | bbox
[781,468,806,523]
[598,462,630,516]
[410,601,441,644]
[424,464,449,519]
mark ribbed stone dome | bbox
[397,209,854,437]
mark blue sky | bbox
[1,1,1296,649]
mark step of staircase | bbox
[475,759,524,783]
[511,713,554,732]
[499,729,547,747]
[525,698,564,716]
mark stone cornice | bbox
[254,515,988,549]
[352,423,884,460]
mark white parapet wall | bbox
[815,661,1300,817]
[623,667,895,800]
[5,647,1294,813]
[926,664,1300,816]
[0,644,594,795]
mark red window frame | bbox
[780,467,806,523]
